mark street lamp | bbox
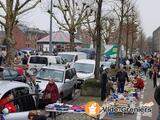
[49,0,53,55]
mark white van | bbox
[73,59,95,87]
[27,55,64,75]
[58,52,87,66]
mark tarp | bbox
[103,44,119,58]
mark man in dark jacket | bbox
[101,69,108,101]
[154,85,160,120]
[116,67,129,93]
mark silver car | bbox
[36,65,77,101]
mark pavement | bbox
[110,75,159,120]
[45,75,159,120]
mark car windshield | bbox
[36,68,64,82]
[74,63,94,73]
[58,54,74,62]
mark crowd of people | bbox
[100,54,160,120]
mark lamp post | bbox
[49,0,53,55]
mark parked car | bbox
[36,65,77,101]
[100,61,113,70]
[58,52,87,67]
[76,48,96,59]
[0,81,39,120]
[27,55,64,75]
[73,59,95,87]
[0,67,26,83]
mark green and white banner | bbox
[103,44,119,58]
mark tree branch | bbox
[0,1,6,12]
[0,20,5,27]
[51,13,69,31]
[18,0,32,11]
[0,15,5,19]
[18,0,40,15]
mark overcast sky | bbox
[20,0,160,37]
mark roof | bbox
[37,31,82,44]
[42,64,70,71]
[58,52,86,55]
[18,24,47,34]
[30,55,59,59]
[75,59,95,64]
[0,81,29,99]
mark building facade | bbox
[153,27,160,52]
[0,24,48,50]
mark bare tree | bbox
[101,17,116,45]
[129,7,139,58]
[94,0,103,80]
[0,0,40,66]
[48,0,94,51]
[112,0,134,67]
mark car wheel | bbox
[68,87,75,100]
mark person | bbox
[132,76,144,90]
[0,94,16,114]
[41,79,59,117]
[149,68,153,79]
[99,65,104,76]
[15,66,24,76]
[28,111,47,120]
[22,55,28,65]
[154,85,160,120]
[116,67,129,93]
[153,67,158,88]
[142,60,150,76]
[100,69,108,101]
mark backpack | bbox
[143,63,149,69]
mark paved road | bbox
[110,76,159,120]
[46,76,159,120]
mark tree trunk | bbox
[5,1,16,67]
[94,0,103,80]
[4,26,16,67]
[93,37,96,48]
[116,0,124,68]
[116,19,123,68]
[69,31,75,51]
[126,16,129,58]
[130,34,134,59]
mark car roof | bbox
[30,55,58,58]
[0,81,29,99]
[58,52,86,55]
[42,64,71,71]
[75,59,95,64]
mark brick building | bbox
[0,24,48,50]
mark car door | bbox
[9,69,26,83]
[2,87,37,120]
[63,69,73,97]
[3,69,12,80]
[71,68,77,88]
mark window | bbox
[71,68,76,76]
[58,54,74,62]
[9,69,18,78]
[29,57,48,65]
[36,68,64,82]
[3,69,12,80]
[56,57,61,64]
[75,55,78,62]
[65,69,72,79]
[74,63,94,73]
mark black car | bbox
[0,67,26,83]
